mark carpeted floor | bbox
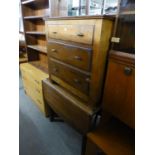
[19,75,82,155]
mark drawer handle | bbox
[53,68,58,73]
[73,78,80,83]
[74,56,82,61]
[34,79,39,84]
[124,67,132,75]
[52,32,57,34]
[37,99,42,105]
[77,33,84,37]
[85,78,90,83]
[51,49,57,52]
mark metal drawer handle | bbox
[124,67,132,75]
[85,78,90,83]
[51,49,57,52]
[77,33,84,37]
[52,32,57,34]
[74,56,82,61]
[73,78,80,83]
[34,79,39,84]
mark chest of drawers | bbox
[45,16,114,109]
[20,63,49,116]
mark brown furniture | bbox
[20,63,49,116]
[84,0,135,152]
[20,0,50,71]
[20,0,50,115]
[84,50,135,155]
[85,118,135,155]
[45,16,114,108]
[111,0,135,54]
[103,51,135,128]
[42,16,114,134]
[42,78,96,133]
[19,40,27,64]
[19,32,28,63]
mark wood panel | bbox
[86,118,135,155]
[23,5,49,17]
[103,51,135,128]
[24,19,45,32]
[89,19,113,107]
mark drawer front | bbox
[22,72,42,90]
[42,79,93,134]
[20,63,48,81]
[20,63,49,116]
[24,79,45,111]
[49,59,90,95]
[23,77,43,100]
[48,41,92,71]
[47,24,94,45]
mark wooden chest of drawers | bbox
[45,16,114,108]
[20,63,49,116]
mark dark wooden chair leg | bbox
[49,108,64,122]
[81,135,87,155]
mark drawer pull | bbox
[77,33,84,37]
[73,78,80,83]
[74,56,82,61]
[85,78,90,83]
[34,79,39,84]
[52,32,57,34]
[51,49,57,52]
[124,67,132,75]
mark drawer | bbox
[22,73,42,90]
[42,79,94,134]
[47,24,94,45]
[49,58,90,95]
[24,78,43,99]
[20,63,48,81]
[24,80,45,111]
[48,41,92,71]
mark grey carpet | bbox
[19,75,82,155]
